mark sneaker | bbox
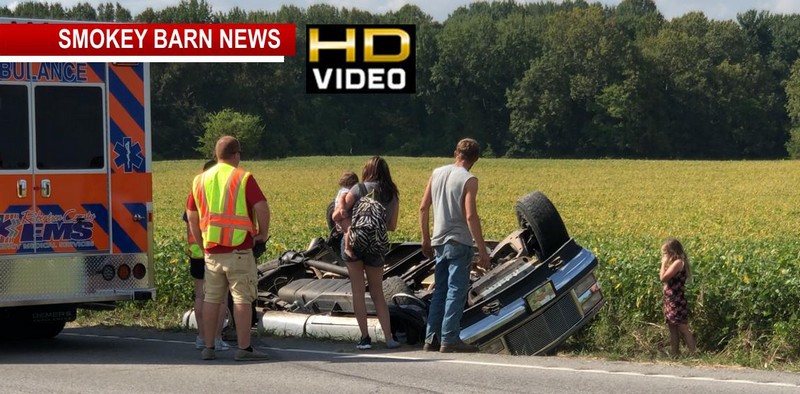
[440,341,479,353]
[356,336,372,350]
[201,347,216,360]
[215,338,230,351]
[422,341,440,352]
[385,338,401,349]
[195,336,204,350]
[234,348,269,361]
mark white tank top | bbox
[430,164,475,247]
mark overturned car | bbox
[255,191,603,355]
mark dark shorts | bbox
[190,258,205,280]
[340,237,384,268]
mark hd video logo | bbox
[306,24,416,94]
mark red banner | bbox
[0,23,296,62]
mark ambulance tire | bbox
[24,320,66,339]
[2,320,66,339]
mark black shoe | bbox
[440,341,479,353]
[356,336,372,350]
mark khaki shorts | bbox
[204,249,256,305]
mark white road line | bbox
[63,333,189,346]
[62,333,800,389]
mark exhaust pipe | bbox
[259,311,386,341]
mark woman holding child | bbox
[332,156,401,350]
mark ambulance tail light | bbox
[133,263,146,280]
[118,264,131,280]
[101,265,115,281]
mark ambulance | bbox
[0,57,155,338]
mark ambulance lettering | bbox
[0,209,97,250]
[0,63,28,81]
[31,63,88,82]
[0,63,89,82]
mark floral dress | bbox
[663,268,689,325]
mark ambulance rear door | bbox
[0,62,112,305]
[29,62,111,256]
[0,64,111,254]
[0,64,34,259]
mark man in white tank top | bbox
[419,138,490,353]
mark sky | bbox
[4,0,800,22]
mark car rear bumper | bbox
[461,247,604,356]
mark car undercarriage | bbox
[249,191,604,355]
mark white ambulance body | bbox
[0,19,155,338]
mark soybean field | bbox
[100,157,800,368]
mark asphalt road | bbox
[1,326,799,394]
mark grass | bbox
[77,157,800,370]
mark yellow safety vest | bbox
[192,163,255,248]
[186,222,204,258]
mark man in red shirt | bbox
[187,136,270,361]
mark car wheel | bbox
[257,259,281,273]
[515,191,570,259]
[391,293,427,309]
[389,304,426,345]
[381,276,413,305]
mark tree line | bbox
[4,0,800,159]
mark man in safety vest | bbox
[185,159,230,351]
[187,136,271,361]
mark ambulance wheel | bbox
[25,321,66,339]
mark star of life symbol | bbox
[113,137,144,172]
[0,213,20,240]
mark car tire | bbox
[515,191,570,259]
[381,276,413,305]
[257,256,308,294]
[389,304,426,345]
[257,259,281,274]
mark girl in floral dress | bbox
[660,238,696,357]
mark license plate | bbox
[525,281,555,312]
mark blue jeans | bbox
[425,241,473,345]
